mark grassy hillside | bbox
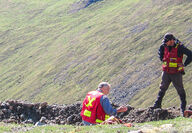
[0,0,192,107]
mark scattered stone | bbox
[20,114,26,121]
[0,100,191,125]
[39,116,47,123]
[35,121,46,126]
[160,124,173,129]
[67,115,75,124]
[26,118,34,124]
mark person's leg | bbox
[171,73,187,116]
[152,72,171,108]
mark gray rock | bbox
[26,118,34,124]
[35,121,46,126]
[0,110,4,115]
[17,106,22,113]
[40,116,47,123]
[40,102,48,108]
[2,109,8,114]
[60,120,66,125]
[20,114,27,121]
[67,115,74,124]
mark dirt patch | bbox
[0,100,188,126]
[120,107,180,123]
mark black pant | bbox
[154,71,186,111]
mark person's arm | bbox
[100,95,127,116]
[158,45,164,61]
[100,95,117,116]
[179,45,192,67]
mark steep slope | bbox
[0,0,191,107]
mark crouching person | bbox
[81,82,127,125]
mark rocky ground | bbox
[1,100,191,126]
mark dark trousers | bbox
[154,71,186,111]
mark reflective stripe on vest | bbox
[95,115,110,123]
[163,62,178,67]
[86,96,96,107]
[105,115,110,120]
[169,62,177,67]
[96,119,103,123]
[83,109,91,117]
[169,58,177,67]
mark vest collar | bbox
[97,89,103,93]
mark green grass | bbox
[0,0,192,107]
[0,117,192,133]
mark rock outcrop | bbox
[0,100,188,125]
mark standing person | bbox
[151,33,192,116]
[81,82,127,125]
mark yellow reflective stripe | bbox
[163,62,167,65]
[175,43,179,48]
[96,119,103,123]
[86,96,96,107]
[105,115,110,120]
[95,115,110,123]
[169,62,177,67]
[178,67,183,71]
[83,110,91,117]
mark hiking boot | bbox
[180,108,185,117]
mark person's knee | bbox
[159,83,169,91]
[158,87,168,95]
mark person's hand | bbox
[178,63,184,68]
[117,106,128,113]
[178,63,185,75]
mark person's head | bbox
[163,33,175,46]
[98,82,111,95]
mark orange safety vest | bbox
[81,91,110,124]
[162,43,184,74]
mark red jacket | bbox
[81,91,109,124]
[162,43,184,74]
